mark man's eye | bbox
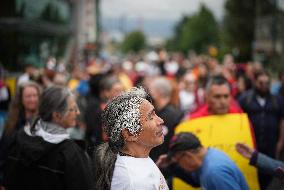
[149,115,153,120]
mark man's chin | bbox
[154,136,164,147]
[217,109,228,115]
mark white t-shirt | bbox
[111,154,169,190]
[256,95,266,107]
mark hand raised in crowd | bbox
[156,154,173,168]
[235,143,254,159]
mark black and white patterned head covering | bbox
[102,87,148,149]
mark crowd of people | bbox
[0,50,284,190]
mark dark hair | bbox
[254,70,269,81]
[93,143,117,190]
[99,74,121,92]
[88,73,104,98]
[38,86,72,122]
[168,132,202,159]
[29,86,72,134]
[278,71,284,79]
[205,75,230,93]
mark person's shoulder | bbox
[202,169,238,190]
[210,148,233,160]
[160,105,184,123]
[112,156,132,190]
[60,139,88,158]
[274,94,284,102]
[111,168,131,190]
[115,155,142,170]
[203,161,236,181]
[116,156,160,175]
[205,149,235,168]
[117,156,153,166]
[114,156,129,171]
[238,89,254,102]
[188,104,209,119]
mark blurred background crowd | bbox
[1,0,284,189]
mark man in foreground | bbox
[157,132,249,190]
[174,75,258,189]
[93,87,169,190]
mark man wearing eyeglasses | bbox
[156,132,249,190]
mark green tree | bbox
[167,4,219,54]
[121,31,146,53]
[166,16,189,51]
[223,0,276,61]
[223,0,256,61]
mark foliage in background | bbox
[167,0,280,64]
[121,31,146,53]
[166,4,219,55]
[223,0,278,62]
[223,0,256,62]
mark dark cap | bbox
[167,132,202,159]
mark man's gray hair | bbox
[101,87,148,150]
[152,77,172,98]
[39,86,72,122]
[205,75,230,94]
[100,74,121,91]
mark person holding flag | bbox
[174,75,259,190]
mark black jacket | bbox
[85,95,104,147]
[3,129,94,190]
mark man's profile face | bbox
[137,100,164,148]
[207,84,230,115]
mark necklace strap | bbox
[119,151,134,157]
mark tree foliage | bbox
[166,4,219,54]
[121,31,146,53]
[223,0,256,61]
[223,0,277,61]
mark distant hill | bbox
[102,17,176,39]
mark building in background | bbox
[0,0,100,71]
[253,0,284,69]
[0,0,72,70]
[72,0,100,66]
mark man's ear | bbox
[52,112,62,122]
[121,128,138,142]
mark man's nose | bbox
[157,116,164,126]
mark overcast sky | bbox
[101,0,226,21]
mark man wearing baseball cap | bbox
[156,132,249,190]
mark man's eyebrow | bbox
[147,108,155,118]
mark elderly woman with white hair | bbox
[3,86,93,190]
